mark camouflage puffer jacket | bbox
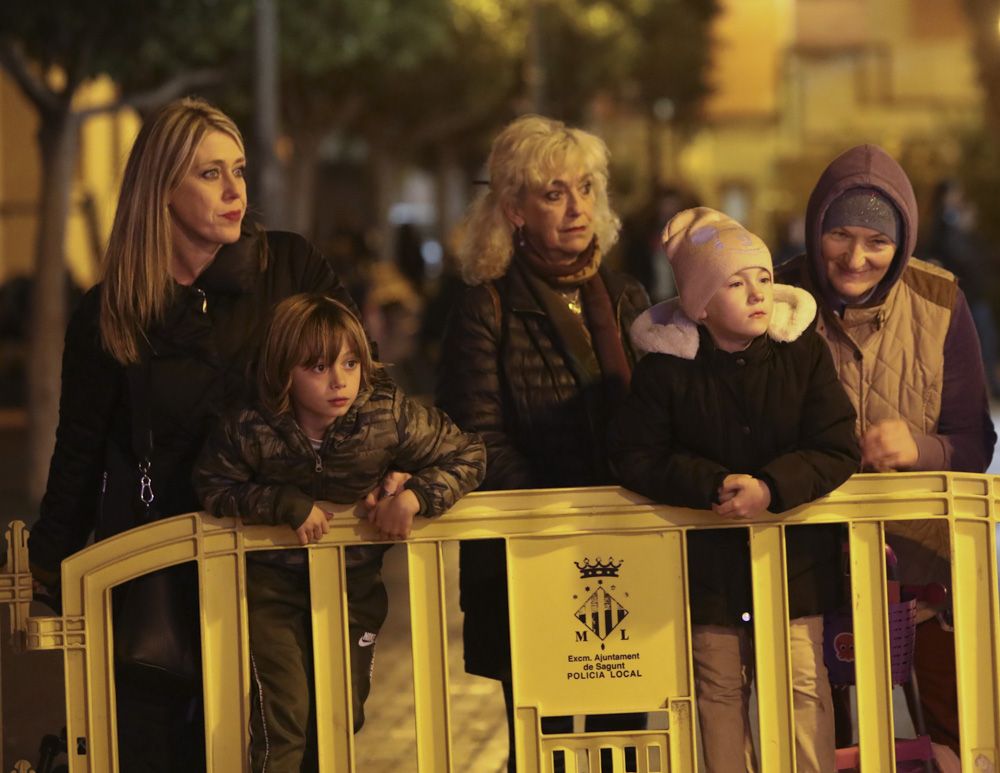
[193,372,486,536]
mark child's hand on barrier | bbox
[713,475,771,520]
[369,488,420,540]
[363,470,413,511]
[295,504,334,545]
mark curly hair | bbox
[457,115,621,285]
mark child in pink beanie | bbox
[609,207,860,773]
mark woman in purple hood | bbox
[778,144,996,754]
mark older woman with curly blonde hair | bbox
[436,114,649,770]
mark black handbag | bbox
[112,563,200,689]
[110,349,201,689]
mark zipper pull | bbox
[314,453,322,473]
[101,470,108,494]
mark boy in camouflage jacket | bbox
[194,294,485,771]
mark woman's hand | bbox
[364,470,413,511]
[712,475,771,520]
[31,579,62,613]
[861,419,918,471]
[295,504,334,545]
[369,489,420,540]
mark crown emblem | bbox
[575,557,623,579]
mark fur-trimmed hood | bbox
[629,283,817,358]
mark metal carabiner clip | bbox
[139,461,155,506]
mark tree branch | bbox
[408,84,516,148]
[64,31,97,97]
[74,68,225,119]
[0,38,59,113]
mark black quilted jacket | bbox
[435,258,648,678]
[30,225,354,577]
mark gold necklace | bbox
[564,288,582,315]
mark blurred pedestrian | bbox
[926,179,1000,397]
[394,222,426,291]
[773,213,806,267]
[619,184,698,302]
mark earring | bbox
[514,225,527,249]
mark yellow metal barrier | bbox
[2,472,999,772]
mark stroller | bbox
[823,544,953,772]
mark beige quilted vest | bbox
[813,257,957,592]
[814,257,955,439]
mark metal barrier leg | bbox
[951,518,1000,768]
[408,541,453,773]
[849,521,895,771]
[200,551,252,772]
[668,699,695,772]
[514,706,540,773]
[750,524,794,772]
[310,547,356,772]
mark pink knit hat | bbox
[662,207,773,320]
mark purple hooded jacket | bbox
[778,144,996,472]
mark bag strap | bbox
[125,338,155,512]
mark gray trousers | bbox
[692,615,835,773]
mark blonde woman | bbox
[27,98,388,771]
[436,114,650,770]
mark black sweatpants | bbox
[246,554,389,772]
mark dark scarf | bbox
[515,234,632,401]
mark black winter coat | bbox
[609,288,860,626]
[30,225,354,576]
[436,258,649,679]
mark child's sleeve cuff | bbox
[274,486,314,529]
[404,479,432,517]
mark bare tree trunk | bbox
[434,146,465,243]
[27,109,79,506]
[254,0,285,227]
[286,133,320,239]
[646,109,662,201]
[526,0,547,114]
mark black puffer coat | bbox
[609,288,860,626]
[30,224,354,577]
[436,258,649,679]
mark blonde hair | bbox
[257,294,378,416]
[457,114,621,285]
[99,97,251,364]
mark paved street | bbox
[354,541,509,771]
